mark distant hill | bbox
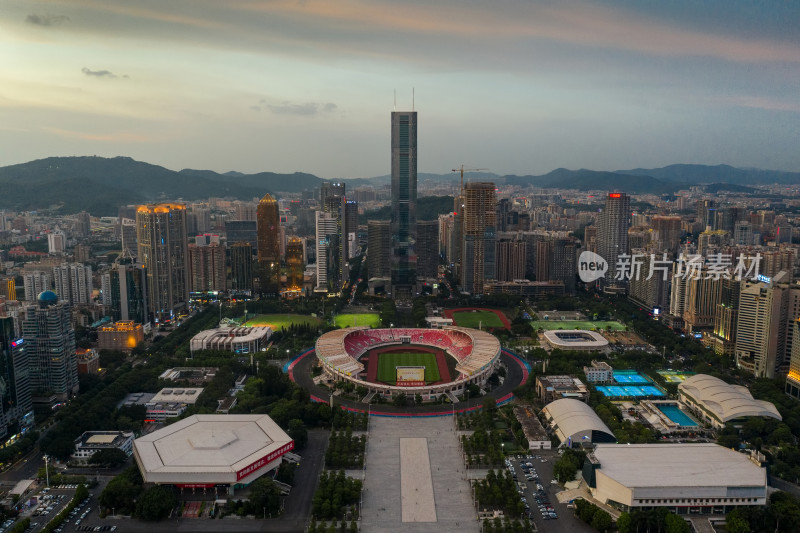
[615,164,800,185]
[503,169,687,194]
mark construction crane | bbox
[451,165,488,197]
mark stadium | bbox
[314,327,502,401]
[542,329,609,351]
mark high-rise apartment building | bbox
[628,252,672,312]
[461,182,497,295]
[390,111,417,298]
[47,233,65,254]
[785,320,800,400]
[22,291,78,400]
[596,193,631,287]
[496,239,527,282]
[136,203,190,323]
[712,278,741,356]
[651,216,682,253]
[345,200,359,260]
[53,263,93,306]
[316,211,341,293]
[0,317,33,440]
[230,242,253,292]
[188,242,226,292]
[416,220,439,279]
[256,194,281,293]
[551,238,578,294]
[367,220,391,280]
[23,271,51,302]
[1,279,16,301]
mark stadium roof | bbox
[542,398,615,444]
[133,414,293,485]
[678,374,781,424]
[591,443,766,488]
[543,330,608,349]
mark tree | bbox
[89,448,128,467]
[591,509,612,532]
[136,485,177,521]
[287,419,309,450]
[724,514,750,533]
[246,477,282,517]
[616,512,632,533]
[393,393,407,407]
[664,512,690,533]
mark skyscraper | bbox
[0,317,32,440]
[108,261,149,324]
[367,220,391,280]
[188,242,226,292]
[390,111,417,298]
[596,192,631,287]
[230,242,254,292]
[23,271,51,302]
[416,220,439,279]
[315,211,340,293]
[256,194,281,293]
[53,263,93,306]
[461,182,497,295]
[23,291,78,400]
[136,203,190,323]
[286,237,305,291]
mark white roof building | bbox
[541,398,615,447]
[543,330,609,351]
[133,414,293,496]
[189,326,272,355]
[586,443,768,512]
[678,374,781,428]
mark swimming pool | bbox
[596,385,665,397]
[657,404,698,427]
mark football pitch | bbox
[244,313,322,330]
[334,313,381,328]
[376,352,441,384]
[530,320,627,331]
[451,311,505,329]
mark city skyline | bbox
[2,1,799,179]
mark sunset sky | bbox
[1,0,798,178]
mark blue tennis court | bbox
[613,370,650,384]
[596,385,665,397]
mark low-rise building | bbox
[535,375,589,404]
[542,398,616,447]
[678,374,781,428]
[97,321,144,352]
[76,348,100,374]
[513,405,551,450]
[583,361,613,383]
[145,388,204,422]
[72,431,134,463]
[189,326,272,355]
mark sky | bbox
[1,0,799,179]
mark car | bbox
[75,519,81,525]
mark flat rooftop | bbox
[592,443,766,488]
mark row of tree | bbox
[325,430,366,469]
[311,470,362,521]
[473,469,526,518]
[574,499,613,532]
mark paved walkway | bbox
[360,417,479,533]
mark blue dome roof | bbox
[37,290,58,305]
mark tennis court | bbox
[596,385,665,397]
[613,370,650,384]
[657,370,696,383]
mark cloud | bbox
[81,67,122,79]
[267,101,337,116]
[26,14,70,27]
[43,127,152,143]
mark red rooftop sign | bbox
[235,441,294,481]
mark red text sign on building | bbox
[236,441,294,481]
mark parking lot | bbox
[505,449,593,533]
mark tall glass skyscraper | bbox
[257,193,281,294]
[390,111,417,298]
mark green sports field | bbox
[530,320,626,331]
[376,352,440,384]
[244,313,322,330]
[333,313,381,328]
[452,311,505,329]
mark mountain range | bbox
[0,156,797,216]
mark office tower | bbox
[712,278,741,356]
[316,211,341,293]
[496,239,526,281]
[22,291,78,400]
[108,262,149,324]
[345,200,359,260]
[230,242,254,292]
[651,216,682,253]
[785,320,800,400]
[451,194,464,276]
[321,182,346,211]
[596,193,631,286]
[225,220,258,249]
[736,272,800,379]
[120,218,137,256]
[733,221,753,246]
[286,237,305,291]
[319,188,348,293]
[136,203,190,323]
[390,111,417,298]
[551,238,578,293]
[188,242,226,292]
[697,199,717,229]
[416,220,439,279]
[367,220,391,279]
[461,182,497,295]
[257,194,281,293]
[23,271,51,302]
[0,317,33,440]
[53,263,93,306]
[47,233,65,254]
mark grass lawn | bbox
[530,319,626,331]
[333,313,381,328]
[376,351,441,384]
[244,313,322,330]
[452,310,505,329]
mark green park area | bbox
[530,319,627,331]
[244,313,322,330]
[333,313,381,328]
[451,310,506,329]
[376,351,440,384]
